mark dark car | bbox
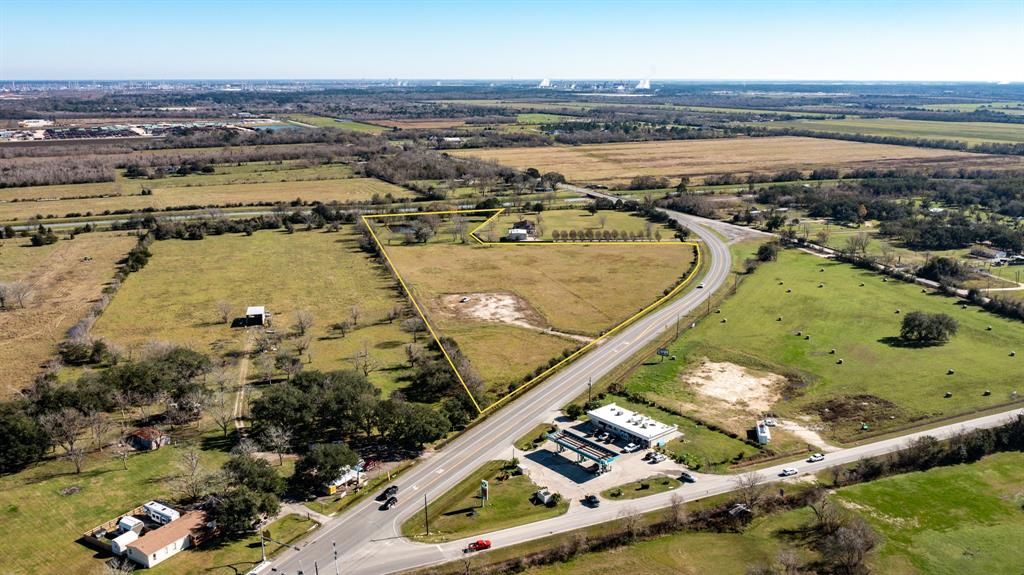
[381,496,398,510]
[584,494,600,507]
[679,471,696,483]
[378,485,398,500]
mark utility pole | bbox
[333,541,340,575]
[587,376,593,403]
[423,492,429,535]
[260,532,267,563]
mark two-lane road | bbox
[269,209,735,574]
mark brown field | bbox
[0,232,136,395]
[384,240,696,391]
[451,136,1024,185]
[373,119,469,129]
[0,177,412,221]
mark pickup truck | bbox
[465,539,492,552]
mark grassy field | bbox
[92,228,414,396]
[0,231,136,395]
[922,101,1024,115]
[450,137,1021,186]
[383,232,696,393]
[149,513,318,575]
[0,177,411,222]
[761,117,1024,145]
[283,114,387,133]
[836,451,1024,575]
[402,460,569,543]
[625,248,1024,439]
[490,209,678,241]
[517,113,575,124]
[0,426,233,575]
[601,475,682,500]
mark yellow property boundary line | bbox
[362,208,703,415]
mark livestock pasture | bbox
[283,114,387,133]
[450,137,1021,186]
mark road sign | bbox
[657,348,670,357]
[480,479,489,501]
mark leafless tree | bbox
[216,301,233,324]
[385,304,403,323]
[617,507,646,541]
[808,488,844,535]
[295,334,312,359]
[231,438,260,457]
[826,516,878,574]
[844,232,871,258]
[102,557,137,575]
[401,317,426,342]
[815,229,831,247]
[777,548,802,575]
[262,425,292,466]
[0,281,32,309]
[174,446,214,501]
[734,472,768,511]
[292,310,314,336]
[112,443,132,471]
[666,493,688,528]
[349,304,362,327]
[352,341,380,377]
[598,213,608,229]
[41,408,87,473]
[254,354,275,384]
[405,343,424,367]
[208,393,234,436]
[86,411,114,452]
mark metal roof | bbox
[546,429,619,465]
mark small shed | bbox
[245,306,267,326]
[755,421,772,445]
[111,530,139,556]
[128,427,170,451]
[118,515,145,534]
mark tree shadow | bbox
[201,431,239,453]
[877,336,945,349]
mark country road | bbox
[268,208,740,574]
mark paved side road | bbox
[268,208,735,575]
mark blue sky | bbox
[1,0,1021,81]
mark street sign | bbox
[657,348,670,357]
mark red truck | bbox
[465,539,492,552]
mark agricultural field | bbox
[0,231,136,395]
[282,114,387,133]
[380,216,697,395]
[450,137,1023,186]
[760,117,1024,145]
[92,228,415,396]
[618,248,1024,440]
[922,101,1024,115]
[0,176,411,222]
[401,460,568,543]
[372,118,469,129]
[489,208,677,242]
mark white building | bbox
[143,501,179,525]
[125,511,207,568]
[586,403,678,447]
[245,305,267,326]
[756,421,772,445]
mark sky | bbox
[1,0,1022,81]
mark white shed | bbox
[111,530,139,556]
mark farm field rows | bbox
[450,136,1023,185]
[618,248,1024,440]
[0,177,411,222]
[760,117,1024,145]
[92,228,415,396]
[0,232,136,394]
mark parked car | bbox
[584,494,600,507]
[596,431,610,442]
[643,451,655,461]
[763,418,778,427]
[779,468,799,477]
[378,485,398,500]
[623,442,639,453]
[650,453,668,463]
[679,471,697,483]
[381,496,398,510]
[807,453,825,463]
[465,539,492,552]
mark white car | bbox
[650,453,668,463]
[779,467,799,477]
[807,453,825,463]
[697,282,706,289]
[622,443,639,453]
[763,418,778,427]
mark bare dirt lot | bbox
[0,232,136,394]
[685,360,785,413]
[451,136,1024,185]
[439,292,594,343]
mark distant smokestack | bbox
[635,79,651,90]
[538,78,551,88]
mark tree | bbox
[376,399,451,449]
[824,515,878,574]
[261,425,293,466]
[352,341,379,377]
[401,317,426,342]
[756,242,779,262]
[223,455,284,494]
[40,407,87,473]
[86,411,114,452]
[292,442,358,496]
[564,403,584,420]
[844,232,870,257]
[598,214,608,229]
[275,351,303,380]
[350,304,362,327]
[216,301,233,324]
[209,393,234,436]
[0,402,48,473]
[174,446,215,501]
[900,311,959,343]
[292,310,314,336]
[209,486,280,535]
[0,281,32,309]
[733,472,767,511]
[666,493,687,528]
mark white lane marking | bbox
[435,468,444,474]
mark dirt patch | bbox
[440,292,547,330]
[684,360,785,413]
[809,394,904,425]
